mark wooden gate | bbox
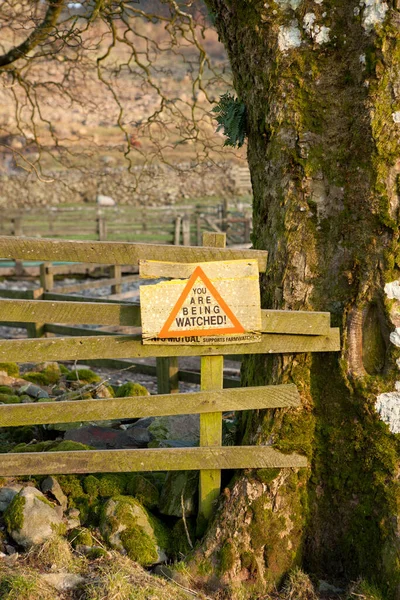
[0,233,340,521]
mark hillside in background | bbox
[0,4,248,208]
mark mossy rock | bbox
[66,369,101,384]
[22,372,52,386]
[158,471,198,517]
[4,426,35,445]
[68,526,94,548]
[0,386,15,395]
[126,474,159,510]
[11,440,92,453]
[0,363,19,377]
[22,363,61,386]
[37,362,62,383]
[48,440,92,452]
[11,441,59,453]
[0,394,20,404]
[83,473,128,498]
[100,495,170,566]
[59,364,70,375]
[56,475,100,526]
[4,487,63,548]
[116,382,150,397]
[4,493,25,532]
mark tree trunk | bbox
[194,1,400,597]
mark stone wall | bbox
[0,162,250,209]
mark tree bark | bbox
[195,1,400,597]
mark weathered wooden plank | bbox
[140,258,258,280]
[200,355,223,523]
[0,298,331,336]
[262,310,330,336]
[0,299,141,327]
[0,329,341,362]
[0,236,268,272]
[0,385,299,427]
[0,446,307,476]
[42,293,134,305]
[43,324,123,337]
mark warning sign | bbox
[140,259,262,345]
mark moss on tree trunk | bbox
[195,1,400,597]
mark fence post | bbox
[40,262,54,292]
[244,218,251,243]
[198,231,226,530]
[196,214,202,246]
[221,198,228,232]
[96,212,107,241]
[26,262,53,338]
[110,264,122,295]
[182,214,191,246]
[11,216,24,276]
[156,357,179,395]
[174,216,182,246]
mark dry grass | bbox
[281,568,318,600]
[83,552,196,600]
[28,535,76,571]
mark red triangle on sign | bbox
[158,266,245,339]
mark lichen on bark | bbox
[199,0,400,597]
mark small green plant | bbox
[212,93,247,148]
[347,579,384,600]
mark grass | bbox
[281,568,317,600]
[0,569,59,600]
[346,580,384,600]
[83,553,194,600]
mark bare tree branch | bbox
[0,0,65,68]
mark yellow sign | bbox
[140,259,262,345]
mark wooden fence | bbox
[0,202,253,249]
[0,233,340,521]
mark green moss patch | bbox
[68,526,94,547]
[22,364,61,386]
[0,386,15,395]
[48,441,92,452]
[0,363,19,377]
[0,394,20,404]
[101,495,170,566]
[4,494,26,532]
[116,382,149,397]
[120,527,158,565]
[66,369,101,384]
